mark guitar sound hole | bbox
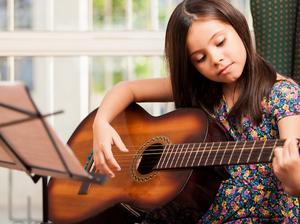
[137,143,163,175]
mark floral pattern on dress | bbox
[199,80,300,223]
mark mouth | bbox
[218,63,234,76]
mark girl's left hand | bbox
[272,138,300,196]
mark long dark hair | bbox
[165,0,276,123]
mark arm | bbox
[93,77,173,177]
[272,115,300,196]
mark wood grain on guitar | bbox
[48,103,281,224]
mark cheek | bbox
[195,65,212,79]
[236,39,247,62]
[193,64,205,75]
[192,60,215,78]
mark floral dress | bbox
[199,80,300,223]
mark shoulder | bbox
[268,75,300,121]
[271,76,300,97]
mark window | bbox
[0,1,252,223]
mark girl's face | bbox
[187,18,247,89]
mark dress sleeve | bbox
[269,80,300,122]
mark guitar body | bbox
[48,104,231,224]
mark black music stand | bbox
[0,82,104,224]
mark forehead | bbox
[186,19,233,52]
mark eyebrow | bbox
[189,30,224,57]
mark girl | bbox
[93,0,300,223]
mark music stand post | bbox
[0,82,103,224]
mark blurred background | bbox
[0,0,253,223]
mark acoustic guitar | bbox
[48,103,283,224]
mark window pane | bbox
[158,0,181,31]
[0,57,8,80]
[14,0,84,31]
[14,0,32,29]
[52,57,83,141]
[93,0,181,31]
[132,0,150,30]
[90,56,171,115]
[15,56,33,89]
[133,56,153,79]
[93,0,126,30]
[0,0,7,30]
[14,57,50,114]
[13,57,85,142]
[53,0,81,31]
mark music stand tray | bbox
[0,81,102,223]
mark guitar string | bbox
[114,147,274,158]
[89,139,281,156]
[87,147,276,170]
[86,141,281,170]
[91,145,278,158]
[120,139,282,150]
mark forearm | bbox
[94,81,135,123]
[94,77,173,124]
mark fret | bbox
[212,142,222,165]
[228,141,237,164]
[230,142,243,164]
[246,141,256,163]
[268,139,278,161]
[156,144,170,169]
[248,141,265,163]
[197,142,207,166]
[164,144,176,168]
[257,140,266,162]
[191,143,201,167]
[175,144,185,167]
[204,142,214,166]
[173,144,185,167]
[222,142,237,165]
[184,143,195,167]
[237,141,247,164]
[213,142,227,165]
[170,144,182,168]
[238,141,254,164]
[179,144,190,167]
[259,140,276,163]
[219,142,229,165]
[157,139,285,170]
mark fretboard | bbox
[155,139,284,170]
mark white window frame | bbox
[0,31,165,56]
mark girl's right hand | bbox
[92,120,128,178]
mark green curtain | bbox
[250,0,300,82]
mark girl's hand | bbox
[92,120,128,178]
[272,138,300,196]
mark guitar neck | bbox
[155,139,285,169]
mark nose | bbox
[210,49,224,65]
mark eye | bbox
[196,55,206,63]
[217,38,225,47]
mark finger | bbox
[94,144,116,177]
[273,146,283,167]
[272,153,279,174]
[112,129,128,152]
[97,151,116,177]
[99,141,121,171]
[289,138,299,158]
[281,139,291,162]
